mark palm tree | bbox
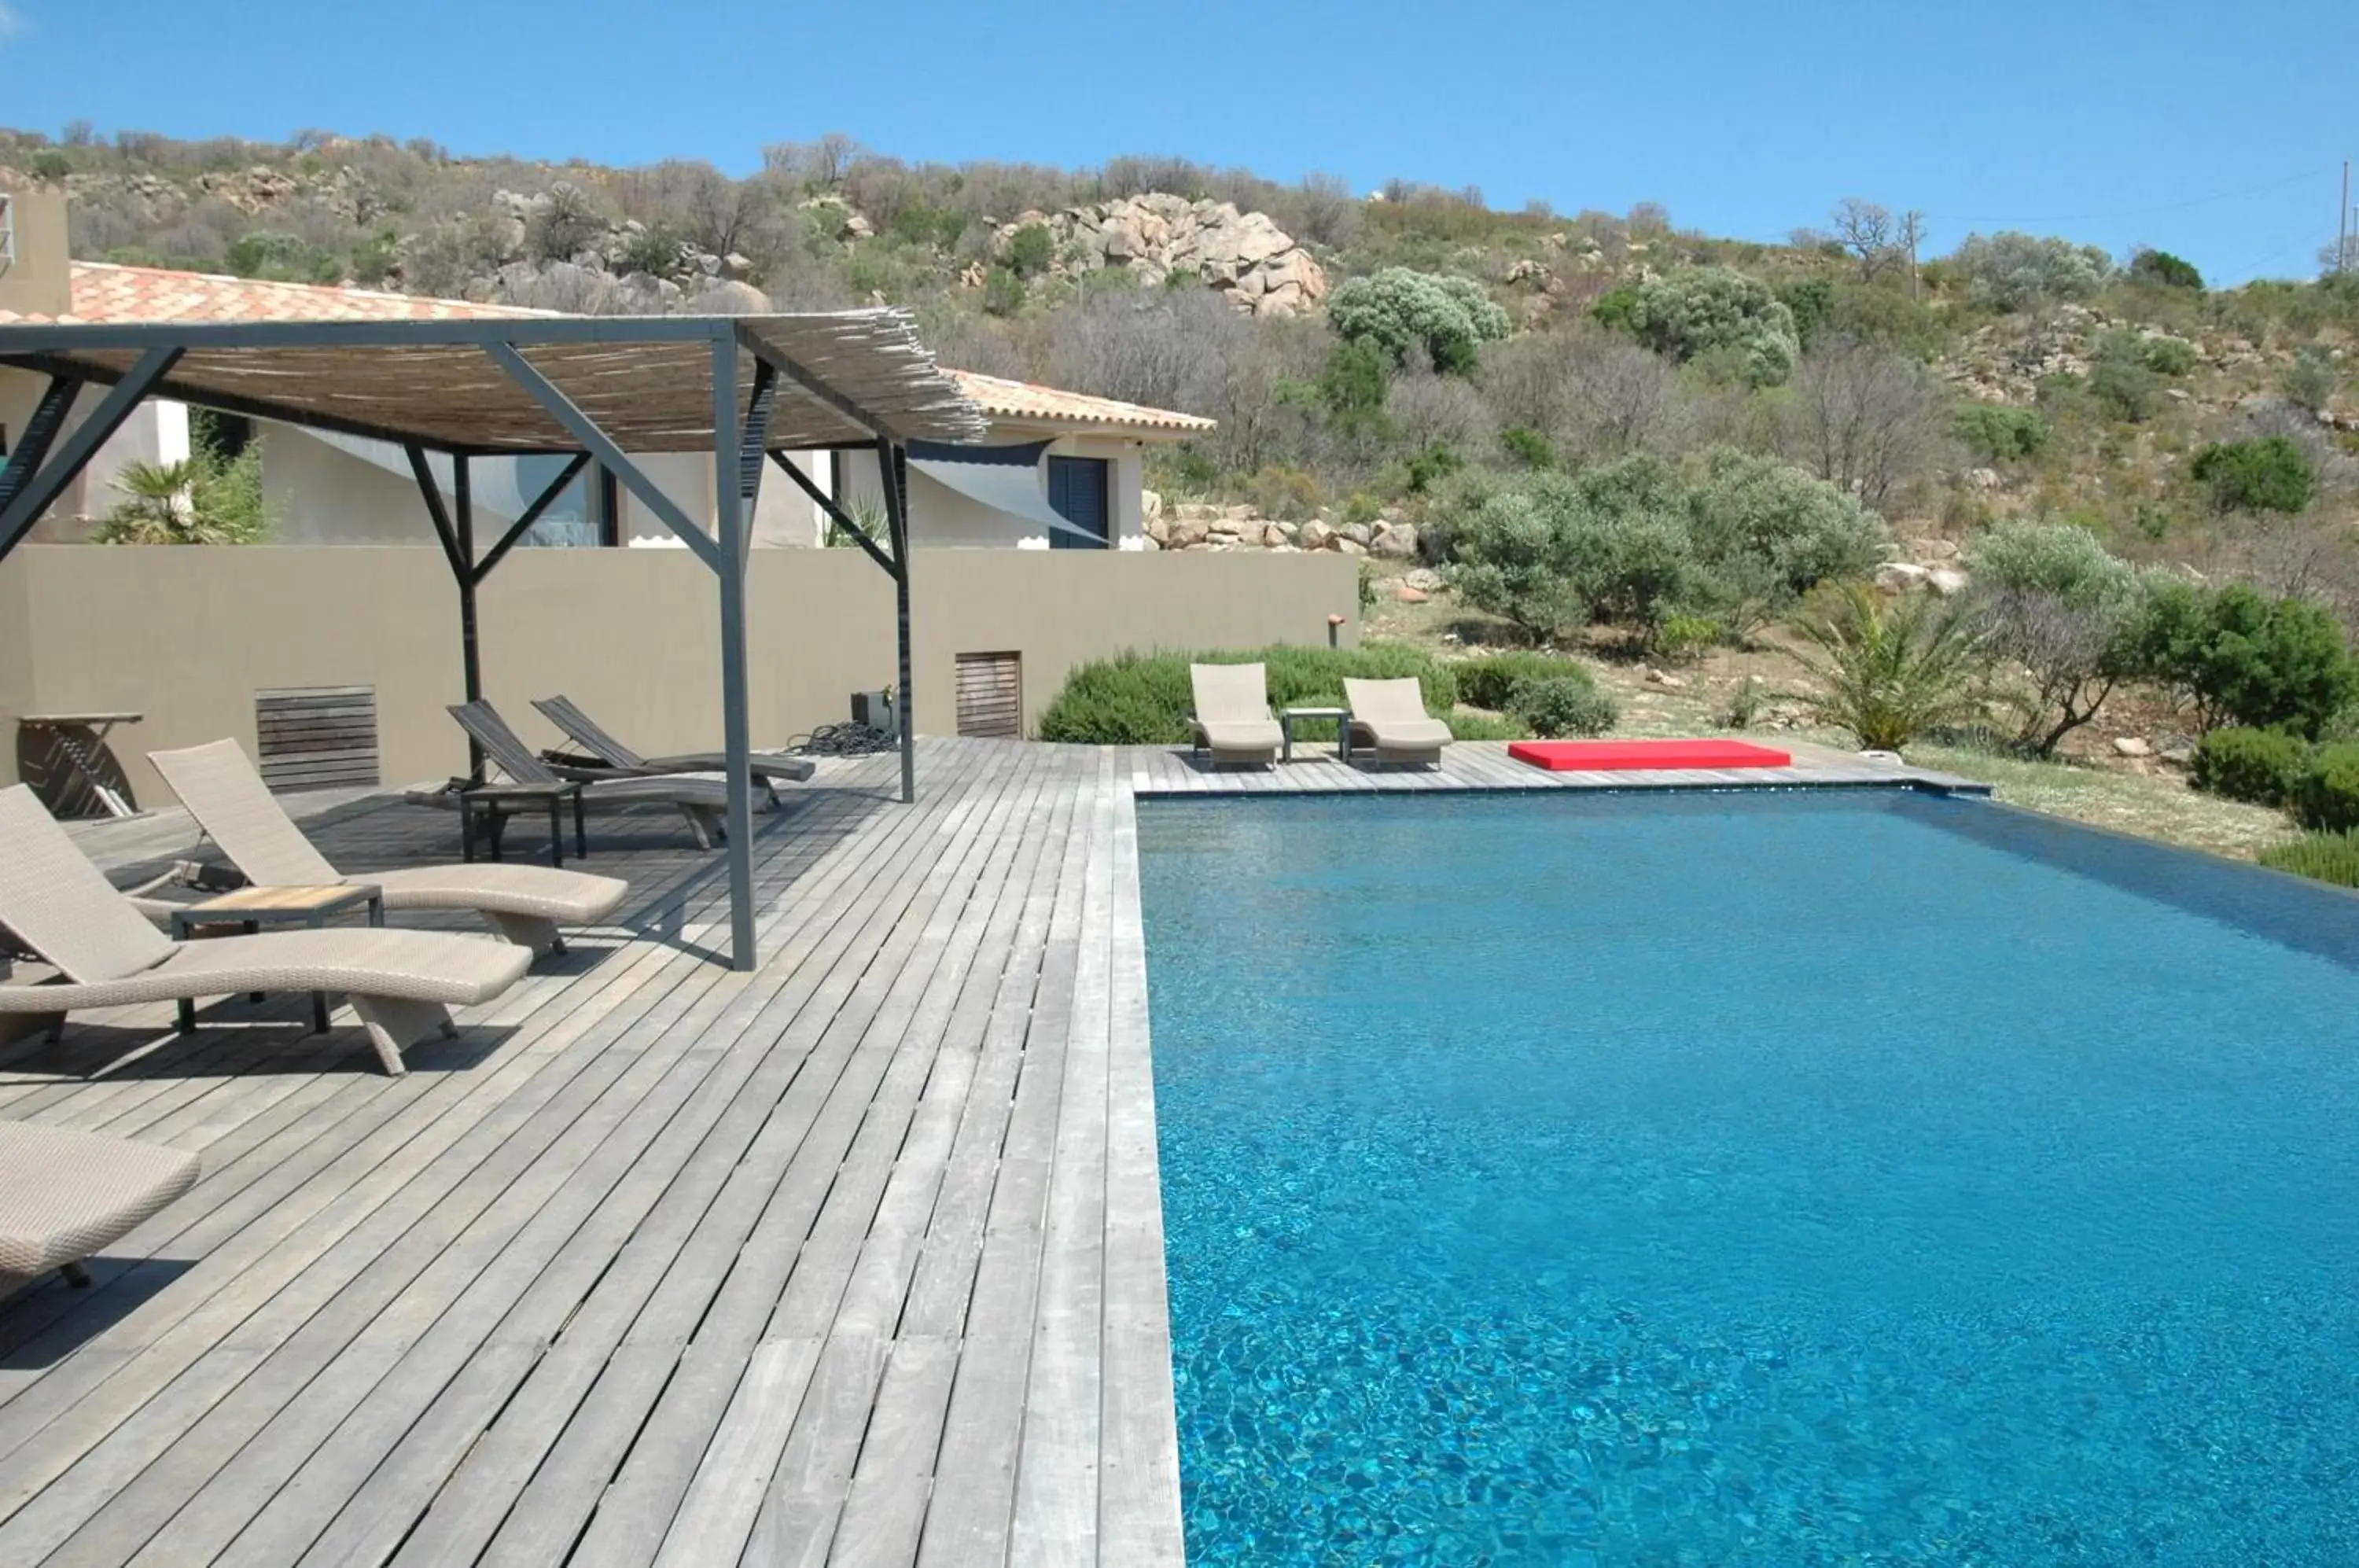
[1783,582,1990,752]
[94,444,271,545]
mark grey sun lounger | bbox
[446,701,731,851]
[0,784,531,1074]
[1342,677,1454,767]
[0,1120,200,1289]
[1188,663,1285,768]
[149,738,629,956]
[532,695,813,803]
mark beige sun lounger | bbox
[1188,663,1285,768]
[149,738,627,956]
[0,1120,200,1288]
[532,695,814,803]
[1343,677,1454,767]
[0,784,530,1074]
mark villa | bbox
[5,185,2359,1568]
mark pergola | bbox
[0,311,992,970]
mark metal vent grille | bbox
[954,652,1022,739]
[255,686,380,791]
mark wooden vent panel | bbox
[955,652,1022,739]
[256,686,381,791]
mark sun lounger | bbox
[531,695,813,804]
[0,1119,201,1288]
[0,784,530,1074]
[447,701,730,851]
[149,738,628,956]
[1342,677,1453,767]
[1188,663,1285,768]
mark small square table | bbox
[170,883,384,1036]
[1278,705,1353,764]
[458,782,587,867]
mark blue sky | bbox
[3,0,2353,285]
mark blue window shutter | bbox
[1047,456,1110,550]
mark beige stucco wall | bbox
[0,188,72,319]
[0,545,1358,806]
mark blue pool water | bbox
[1137,790,2359,1565]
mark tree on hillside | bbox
[1827,198,1897,283]
[1968,521,2153,754]
[1327,267,1511,374]
[1780,337,1954,509]
[1627,267,1801,386]
[1947,231,2114,308]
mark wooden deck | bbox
[1,736,1985,1566]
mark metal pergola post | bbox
[712,337,763,970]
[875,436,917,805]
[0,349,180,559]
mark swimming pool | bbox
[1137,789,2359,1565]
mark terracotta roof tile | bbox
[947,369,1216,437]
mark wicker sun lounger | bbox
[1342,677,1453,767]
[1188,663,1285,768]
[0,1120,201,1288]
[0,784,531,1074]
[531,695,814,803]
[149,738,628,956]
[447,701,730,851]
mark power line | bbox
[1921,166,2337,228]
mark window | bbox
[513,455,596,548]
[1047,455,1110,550]
[190,409,255,461]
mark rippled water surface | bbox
[1137,790,2359,1566]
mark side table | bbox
[170,882,384,1035]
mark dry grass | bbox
[1904,744,2291,858]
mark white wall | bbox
[0,371,190,543]
[836,434,1146,550]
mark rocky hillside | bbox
[6,125,2357,617]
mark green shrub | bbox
[1316,339,1392,435]
[2133,581,2357,735]
[1003,222,1054,278]
[93,429,274,546]
[1341,490,1385,526]
[2293,744,2359,833]
[1456,652,1597,711]
[1956,404,2050,462]
[2281,348,2339,415]
[1776,277,1835,350]
[2258,830,2359,889]
[1967,520,2154,753]
[1511,675,1618,738]
[1036,645,1457,745]
[1948,231,2114,308]
[2190,727,2311,805]
[1327,267,1511,374]
[2089,352,2159,422]
[1444,711,1533,742]
[2129,248,2204,291]
[980,266,1026,317]
[1405,443,1463,493]
[31,150,71,182]
[2137,335,2200,377]
[1656,613,1722,662]
[1499,426,1557,470]
[1588,285,1641,334]
[1628,267,1800,386]
[2191,437,2315,515]
[1246,466,1321,521]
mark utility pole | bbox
[2339,160,2350,274]
[1901,209,1925,300]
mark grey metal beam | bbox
[0,352,480,455]
[403,444,471,587]
[0,315,738,355]
[712,337,760,970]
[0,348,182,561]
[0,374,83,519]
[482,340,723,572]
[875,436,918,804]
[736,360,777,552]
[734,323,896,447]
[767,450,897,580]
[473,451,591,585]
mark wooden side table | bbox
[1278,705,1353,764]
[458,782,587,868]
[169,883,383,1035]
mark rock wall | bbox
[991,194,1328,318]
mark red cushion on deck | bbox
[1507,738,1793,771]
